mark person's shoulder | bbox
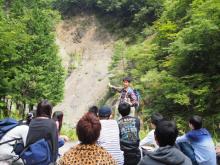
[17,124,29,128]
[172,146,192,160]
[186,128,210,138]
[33,118,56,127]
[138,154,156,165]
[183,155,192,165]
[101,119,118,127]
[132,116,140,122]
[5,124,29,135]
[48,119,57,128]
[127,87,134,93]
[59,146,77,164]
[101,119,117,123]
[148,129,155,135]
[97,145,117,164]
[172,147,192,165]
[118,116,126,122]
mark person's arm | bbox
[140,130,155,146]
[59,135,69,142]
[176,134,189,143]
[108,83,122,92]
[20,125,29,146]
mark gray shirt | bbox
[138,145,192,165]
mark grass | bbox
[61,124,78,141]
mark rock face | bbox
[54,14,114,125]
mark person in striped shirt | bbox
[97,106,124,165]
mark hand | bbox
[108,82,113,88]
[60,135,69,142]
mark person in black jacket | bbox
[26,100,58,164]
[118,103,141,165]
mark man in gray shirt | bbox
[138,120,192,165]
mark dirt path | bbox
[54,15,114,125]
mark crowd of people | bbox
[0,77,219,165]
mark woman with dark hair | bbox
[59,112,117,165]
[26,100,58,164]
[53,111,63,133]
[52,111,69,147]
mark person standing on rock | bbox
[108,77,138,116]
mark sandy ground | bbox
[54,15,114,125]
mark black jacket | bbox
[26,118,58,162]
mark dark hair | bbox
[88,106,98,117]
[189,115,202,130]
[151,113,164,126]
[26,111,36,125]
[123,77,132,83]
[52,111,64,132]
[76,112,101,144]
[155,120,178,147]
[36,100,52,118]
[118,103,130,117]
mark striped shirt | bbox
[97,120,124,165]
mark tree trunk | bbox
[22,102,26,120]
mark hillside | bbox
[54,14,114,125]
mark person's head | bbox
[155,120,178,147]
[189,115,202,130]
[26,111,36,125]
[118,103,130,117]
[98,106,112,119]
[36,100,52,118]
[52,111,64,132]
[88,106,98,117]
[150,113,164,128]
[76,112,101,144]
[123,77,131,88]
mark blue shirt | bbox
[177,128,216,165]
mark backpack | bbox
[133,89,141,106]
[0,118,19,139]
[0,118,26,157]
[20,138,51,165]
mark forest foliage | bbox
[0,0,64,117]
[110,0,220,138]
